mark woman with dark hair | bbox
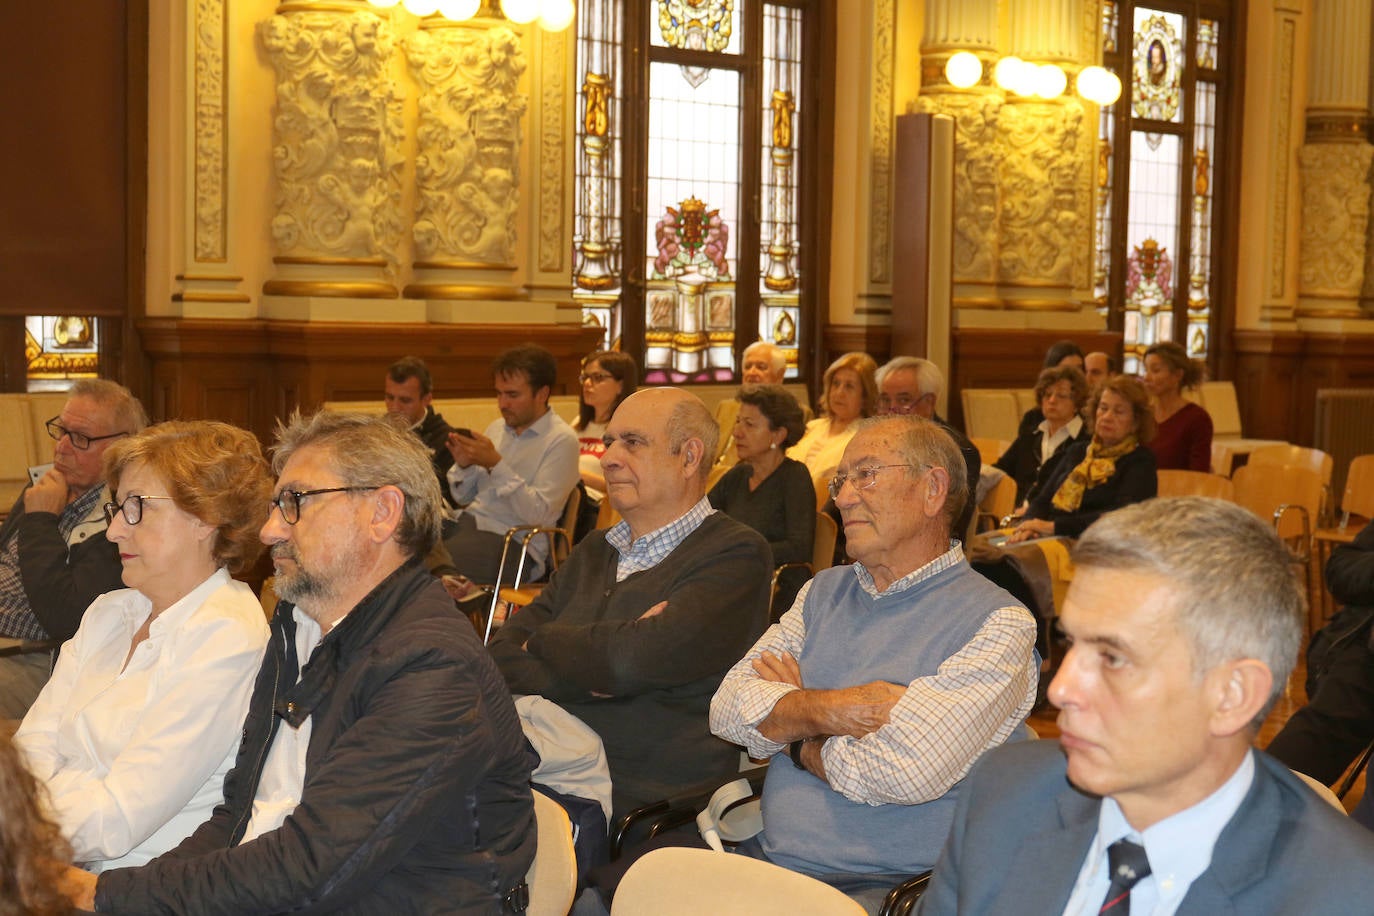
[994,366,1091,507]
[0,733,73,915]
[15,421,271,871]
[1009,375,1157,542]
[709,385,815,613]
[572,350,638,500]
[1042,339,1085,372]
[786,351,878,486]
[1142,340,1213,472]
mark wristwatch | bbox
[789,738,808,769]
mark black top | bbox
[1024,440,1158,538]
[708,457,816,568]
[994,416,1090,506]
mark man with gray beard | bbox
[61,412,535,914]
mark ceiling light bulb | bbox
[539,0,575,31]
[438,0,480,19]
[1034,63,1067,99]
[1078,66,1123,106]
[501,0,540,23]
[944,52,982,89]
[369,0,402,8]
[402,0,441,16]
[993,56,1026,92]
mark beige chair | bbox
[961,390,1022,442]
[487,487,581,641]
[1292,771,1346,813]
[1196,381,1287,465]
[1156,469,1235,501]
[1311,454,1374,621]
[612,847,866,916]
[527,791,578,916]
[1232,462,1324,634]
[770,512,839,619]
[973,473,1017,534]
[1248,444,1334,524]
[970,437,1011,467]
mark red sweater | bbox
[1148,401,1213,471]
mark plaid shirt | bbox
[0,485,107,640]
[604,496,715,582]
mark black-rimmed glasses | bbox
[47,417,128,451]
[827,464,917,501]
[269,487,377,525]
[104,494,176,526]
[579,371,614,384]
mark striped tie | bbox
[1098,839,1151,914]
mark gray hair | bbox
[1073,497,1304,724]
[743,340,786,376]
[271,411,443,558]
[69,379,148,435]
[876,356,944,399]
[854,415,967,532]
[666,395,719,485]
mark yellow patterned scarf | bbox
[1051,436,1139,513]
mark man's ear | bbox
[536,385,552,409]
[922,466,950,519]
[1208,658,1273,738]
[368,485,406,545]
[680,436,704,477]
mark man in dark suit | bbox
[920,497,1374,915]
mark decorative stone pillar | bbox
[257,1,407,318]
[403,13,532,321]
[1296,0,1373,324]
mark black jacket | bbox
[994,418,1090,506]
[0,487,124,641]
[97,560,536,914]
[1024,440,1158,538]
[416,406,458,507]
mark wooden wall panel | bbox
[1234,331,1374,446]
[138,319,604,444]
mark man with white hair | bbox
[919,498,1374,915]
[713,340,802,466]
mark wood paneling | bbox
[1234,330,1374,446]
[138,319,604,443]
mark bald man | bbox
[489,388,772,819]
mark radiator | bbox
[1315,389,1374,511]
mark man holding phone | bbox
[443,344,579,583]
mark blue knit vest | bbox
[759,558,1025,877]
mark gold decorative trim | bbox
[1269,18,1296,298]
[274,256,390,267]
[193,0,228,262]
[868,0,895,285]
[1305,114,1372,143]
[173,292,253,303]
[412,260,519,271]
[1294,306,1369,319]
[275,2,365,13]
[954,297,1005,308]
[1002,298,1082,312]
[262,280,398,298]
[538,28,568,273]
[401,283,524,300]
[177,273,244,282]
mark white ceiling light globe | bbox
[1034,63,1067,99]
[992,56,1025,92]
[402,0,441,16]
[944,52,982,89]
[369,0,402,8]
[501,0,540,24]
[539,0,576,31]
[1078,66,1123,105]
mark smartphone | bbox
[27,463,53,487]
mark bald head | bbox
[601,388,717,537]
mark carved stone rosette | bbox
[404,20,528,277]
[995,98,1085,301]
[257,7,404,298]
[1297,142,1374,312]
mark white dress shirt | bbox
[15,568,268,870]
[1061,750,1255,916]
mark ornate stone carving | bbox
[538,28,567,273]
[1297,142,1374,295]
[868,0,894,285]
[258,10,404,266]
[996,99,1085,286]
[911,92,1003,283]
[1269,18,1295,298]
[405,24,528,266]
[194,0,226,262]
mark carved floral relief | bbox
[405,26,529,265]
[258,11,404,266]
[996,99,1085,286]
[1298,143,1374,296]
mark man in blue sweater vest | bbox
[711,416,1038,911]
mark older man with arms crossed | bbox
[710,416,1038,911]
[490,387,772,820]
[919,497,1374,915]
[0,379,146,717]
[63,412,535,913]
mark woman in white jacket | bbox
[16,420,271,871]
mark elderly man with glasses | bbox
[62,410,536,914]
[0,379,146,717]
[710,416,1038,912]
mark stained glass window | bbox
[1097,2,1231,375]
[24,316,101,390]
[573,0,816,384]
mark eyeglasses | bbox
[46,417,128,451]
[104,494,176,526]
[827,464,917,501]
[268,486,377,525]
[579,371,614,384]
[877,393,933,416]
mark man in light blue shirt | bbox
[918,497,1374,916]
[444,344,579,583]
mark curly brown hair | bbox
[1091,375,1156,444]
[104,421,272,574]
[1033,365,1090,411]
[0,735,73,915]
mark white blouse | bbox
[15,567,268,870]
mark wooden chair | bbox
[1232,462,1325,634]
[1311,454,1374,622]
[769,512,838,619]
[973,472,1017,534]
[961,390,1022,442]
[1248,444,1334,523]
[1156,469,1235,501]
[969,437,1011,467]
[527,791,579,916]
[484,487,581,642]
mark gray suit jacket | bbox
[919,740,1374,915]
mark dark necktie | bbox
[1099,839,1151,914]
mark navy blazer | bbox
[918,740,1374,916]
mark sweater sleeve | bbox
[1184,403,1214,473]
[17,510,125,641]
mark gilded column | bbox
[257,1,405,313]
[403,13,529,311]
[1296,0,1373,323]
